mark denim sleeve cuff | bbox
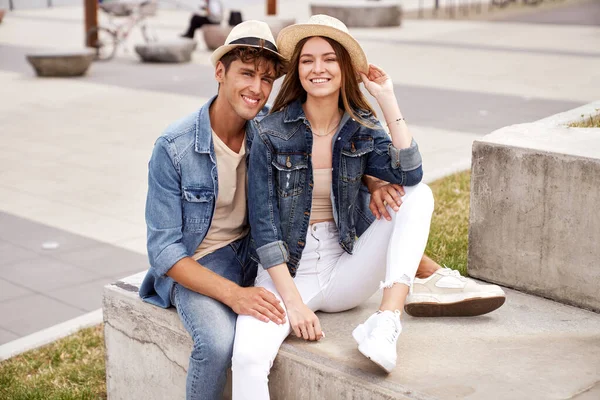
[153,242,189,277]
[256,241,289,269]
[389,138,422,171]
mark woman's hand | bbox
[369,182,405,221]
[360,64,395,100]
[286,300,323,341]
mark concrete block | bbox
[311,1,402,28]
[26,50,95,77]
[104,270,600,399]
[135,39,196,63]
[262,17,296,38]
[202,25,232,51]
[469,101,600,312]
[201,19,294,52]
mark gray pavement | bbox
[0,3,599,348]
[497,0,600,26]
[0,212,147,344]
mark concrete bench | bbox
[26,50,95,77]
[469,101,600,313]
[202,18,296,51]
[311,1,402,27]
[104,270,600,399]
[135,39,197,63]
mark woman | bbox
[232,15,434,398]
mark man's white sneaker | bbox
[405,267,506,317]
[352,310,401,373]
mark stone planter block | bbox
[311,1,402,27]
[202,25,232,51]
[135,39,196,63]
[26,50,95,77]
[469,102,600,312]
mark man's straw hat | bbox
[210,20,285,68]
[276,15,369,78]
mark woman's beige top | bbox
[193,131,248,260]
[310,168,334,223]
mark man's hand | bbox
[229,287,286,325]
[369,182,404,221]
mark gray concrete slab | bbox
[0,257,104,293]
[0,327,19,344]
[0,278,35,302]
[104,274,600,399]
[0,211,148,344]
[49,243,148,278]
[0,293,84,337]
[47,276,120,312]
[0,212,103,256]
[0,241,39,266]
[497,0,600,26]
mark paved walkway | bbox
[0,3,598,346]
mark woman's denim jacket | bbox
[249,99,423,277]
[140,96,265,308]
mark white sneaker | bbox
[352,310,401,373]
[405,268,506,317]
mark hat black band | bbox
[229,37,278,54]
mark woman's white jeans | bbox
[232,183,434,399]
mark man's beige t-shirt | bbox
[193,130,248,260]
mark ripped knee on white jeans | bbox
[379,274,412,289]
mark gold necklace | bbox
[312,119,341,137]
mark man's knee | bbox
[190,329,235,366]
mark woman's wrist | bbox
[374,90,397,105]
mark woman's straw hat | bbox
[276,15,368,78]
[211,20,286,69]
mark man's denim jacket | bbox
[249,99,423,277]
[139,96,266,308]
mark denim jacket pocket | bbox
[272,153,308,197]
[182,187,213,232]
[341,137,374,182]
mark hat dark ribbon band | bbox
[229,37,278,53]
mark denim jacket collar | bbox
[195,95,217,154]
[195,95,260,154]
[283,99,306,124]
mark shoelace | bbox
[442,266,467,281]
[372,311,401,344]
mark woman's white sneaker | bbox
[352,310,401,373]
[405,268,506,317]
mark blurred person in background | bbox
[181,0,223,39]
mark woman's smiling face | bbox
[298,37,342,100]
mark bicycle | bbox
[87,0,159,61]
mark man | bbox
[140,21,287,399]
[181,0,223,39]
[140,19,504,400]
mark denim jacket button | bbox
[286,161,292,168]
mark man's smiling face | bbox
[216,57,276,121]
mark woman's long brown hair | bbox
[271,36,377,125]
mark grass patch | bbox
[0,171,472,396]
[0,325,106,400]
[426,170,471,276]
[569,114,600,128]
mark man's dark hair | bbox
[219,46,286,78]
